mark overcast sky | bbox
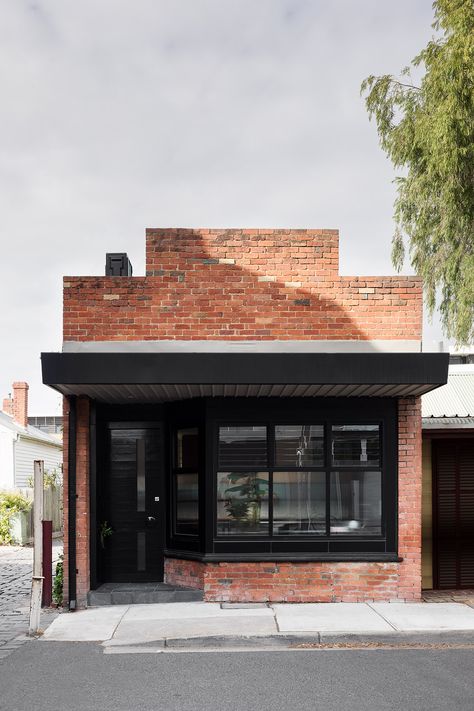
[1,0,445,415]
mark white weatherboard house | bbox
[0,382,62,488]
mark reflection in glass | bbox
[273,471,326,535]
[330,470,382,535]
[176,428,199,469]
[217,472,269,535]
[219,427,267,468]
[175,473,199,535]
[136,438,146,512]
[275,425,324,467]
[332,425,380,467]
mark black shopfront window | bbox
[172,428,199,536]
[330,425,381,536]
[216,423,384,541]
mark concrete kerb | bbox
[99,630,474,654]
[40,601,474,649]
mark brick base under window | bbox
[164,558,421,603]
[164,558,205,590]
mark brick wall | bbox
[2,396,13,417]
[63,229,422,342]
[165,396,423,603]
[164,558,205,590]
[164,560,401,603]
[396,396,422,600]
[62,396,90,608]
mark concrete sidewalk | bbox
[41,601,474,651]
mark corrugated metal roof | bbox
[423,416,474,429]
[0,411,62,447]
[422,365,474,418]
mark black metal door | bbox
[433,439,474,589]
[100,426,164,582]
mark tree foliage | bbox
[361,0,474,344]
[0,491,31,544]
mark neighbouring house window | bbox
[173,428,199,536]
[216,423,383,539]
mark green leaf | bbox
[361,0,474,344]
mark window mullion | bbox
[268,425,275,537]
[325,422,331,537]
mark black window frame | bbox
[328,421,384,538]
[163,397,398,562]
[171,426,200,539]
[211,404,397,557]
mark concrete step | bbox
[87,584,203,606]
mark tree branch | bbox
[389,79,421,91]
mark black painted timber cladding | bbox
[99,425,164,582]
[42,352,448,389]
[433,439,474,589]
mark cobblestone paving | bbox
[422,589,474,607]
[0,543,61,661]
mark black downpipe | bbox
[89,401,97,590]
[68,396,77,610]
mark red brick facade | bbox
[63,229,422,342]
[63,396,91,607]
[61,228,424,605]
[396,396,423,600]
[164,558,205,590]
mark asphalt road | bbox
[1,642,473,711]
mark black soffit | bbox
[41,352,449,403]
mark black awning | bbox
[41,351,449,403]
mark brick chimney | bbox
[11,382,29,428]
[2,393,13,417]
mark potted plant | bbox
[224,472,268,528]
[99,521,113,549]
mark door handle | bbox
[147,516,156,522]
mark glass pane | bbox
[217,471,269,535]
[218,426,267,468]
[330,470,382,535]
[273,471,326,535]
[332,425,380,467]
[175,473,199,535]
[137,531,146,571]
[176,428,199,468]
[136,439,146,512]
[275,425,324,467]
